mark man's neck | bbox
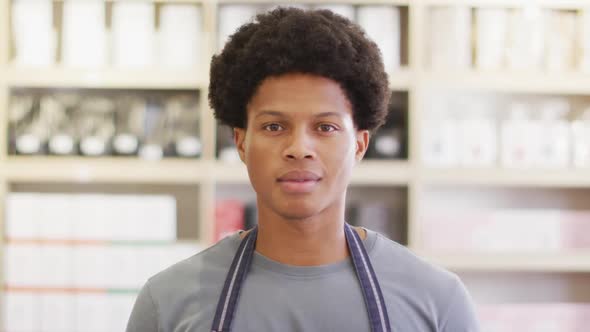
[239,209,366,267]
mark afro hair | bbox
[209,7,390,131]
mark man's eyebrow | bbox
[254,110,285,119]
[254,110,344,119]
[315,112,344,118]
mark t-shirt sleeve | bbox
[126,281,160,332]
[439,277,481,332]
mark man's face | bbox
[234,73,369,220]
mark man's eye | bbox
[264,123,283,132]
[318,124,337,132]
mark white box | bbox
[579,8,590,72]
[3,292,40,332]
[571,113,590,168]
[38,194,74,239]
[73,194,109,240]
[39,245,72,287]
[40,294,76,332]
[107,294,138,332]
[62,0,106,67]
[475,8,508,70]
[73,246,109,288]
[141,195,177,241]
[357,6,401,73]
[500,103,537,168]
[507,8,546,70]
[105,246,140,289]
[5,244,41,287]
[12,0,56,66]
[429,6,472,69]
[159,4,202,68]
[6,193,40,239]
[217,5,259,51]
[545,10,577,71]
[112,2,156,68]
[75,294,109,332]
[314,5,355,21]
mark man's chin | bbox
[274,204,323,221]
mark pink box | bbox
[419,209,590,252]
[478,303,590,332]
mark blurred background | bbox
[1,0,590,331]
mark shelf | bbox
[352,160,411,185]
[216,0,410,5]
[419,251,590,272]
[419,0,590,9]
[388,67,412,91]
[420,167,590,187]
[213,162,250,183]
[422,71,590,95]
[2,156,205,184]
[5,67,206,90]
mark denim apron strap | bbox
[211,223,391,332]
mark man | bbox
[127,7,480,332]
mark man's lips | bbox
[277,170,322,193]
[277,170,322,182]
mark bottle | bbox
[571,108,590,168]
[458,101,497,167]
[500,102,535,168]
[533,100,570,168]
[77,97,115,156]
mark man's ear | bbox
[355,130,370,162]
[233,127,247,163]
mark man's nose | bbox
[283,129,316,161]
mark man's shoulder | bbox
[146,233,239,294]
[369,230,461,293]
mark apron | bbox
[211,223,392,332]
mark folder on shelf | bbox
[159,4,202,68]
[11,0,56,66]
[40,293,75,332]
[61,0,107,68]
[112,2,156,68]
[357,6,401,73]
[218,5,259,51]
[429,6,472,69]
[475,8,508,70]
[3,292,39,332]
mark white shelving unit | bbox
[2,0,590,329]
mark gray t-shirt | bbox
[126,229,480,332]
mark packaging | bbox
[218,5,260,51]
[357,6,401,73]
[40,293,76,332]
[507,8,546,70]
[532,100,571,168]
[421,102,459,167]
[4,244,42,286]
[429,6,472,69]
[61,0,106,67]
[112,2,156,68]
[545,10,578,71]
[11,0,56,66]
[475,8,508,70]
[215,200,245,241]
[314,4,355,21]
[500,102,536,168]
[3,292,40,332]
[159,4,202,68]
[6,193,40,239]
[457,101,497,167]
[571,108,590,168]
[579,8,590,72]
